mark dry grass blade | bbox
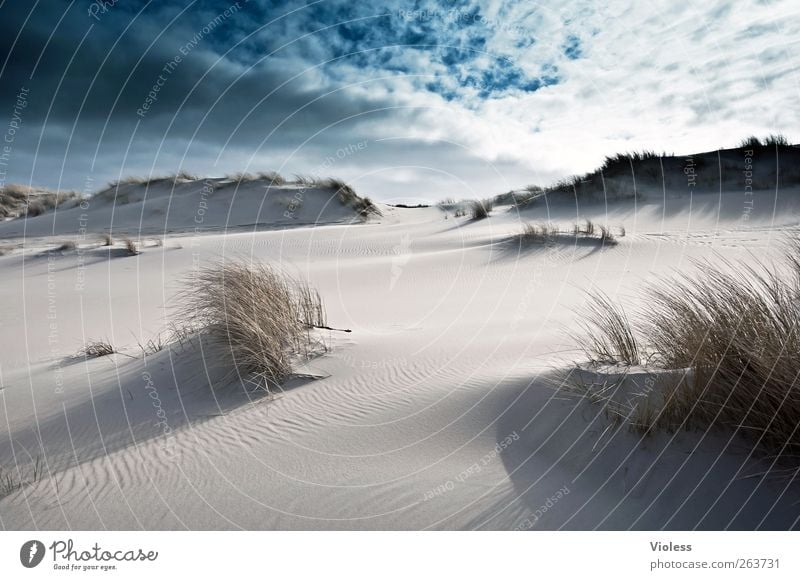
[578,292,641,365]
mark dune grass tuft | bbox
[518,222,559,243]
[257,171,287,185]
[322,178,382,217]
[176,260,328,390]
[0,185,80,218]
[108,174,174,190]
[79,340,116,358]
[323,177,356,201]
[470,199,493,220]
[599,225,617,245]
[227,171,256,183]
[1,456,43,499]
[600,150,663,175]
[25,200,47,217]
[740,134,791,148]
[55,240,77,252]
[354,196,380,218]
[577,242,800,457]
[123,238,139,256]
[176,170,198,181]
[288,176,381,218]
[515,221,620,248]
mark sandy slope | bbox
[1,184,800,530]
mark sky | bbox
[0,0,797,202]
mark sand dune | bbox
[0,176,373,239]
[2,162,800,530]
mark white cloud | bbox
[385,0,800,187]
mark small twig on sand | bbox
[307,323,352,333]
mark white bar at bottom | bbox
[0,531,796,579]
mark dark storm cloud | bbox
[0,1,416,188]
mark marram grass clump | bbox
[176,260,327,390]
[576,242,800,459]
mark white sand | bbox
[1,179,799,530]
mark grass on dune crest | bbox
[0,183,80,218]
[507,134,796,208]
[739,133,791,148]
[176,260,328,391]
[577,241,800,459]
[308,176,381,218]
[256,171,287,185]
[97,171,382,219]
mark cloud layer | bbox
[0,0,797,200]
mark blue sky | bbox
[0,0,798,200]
